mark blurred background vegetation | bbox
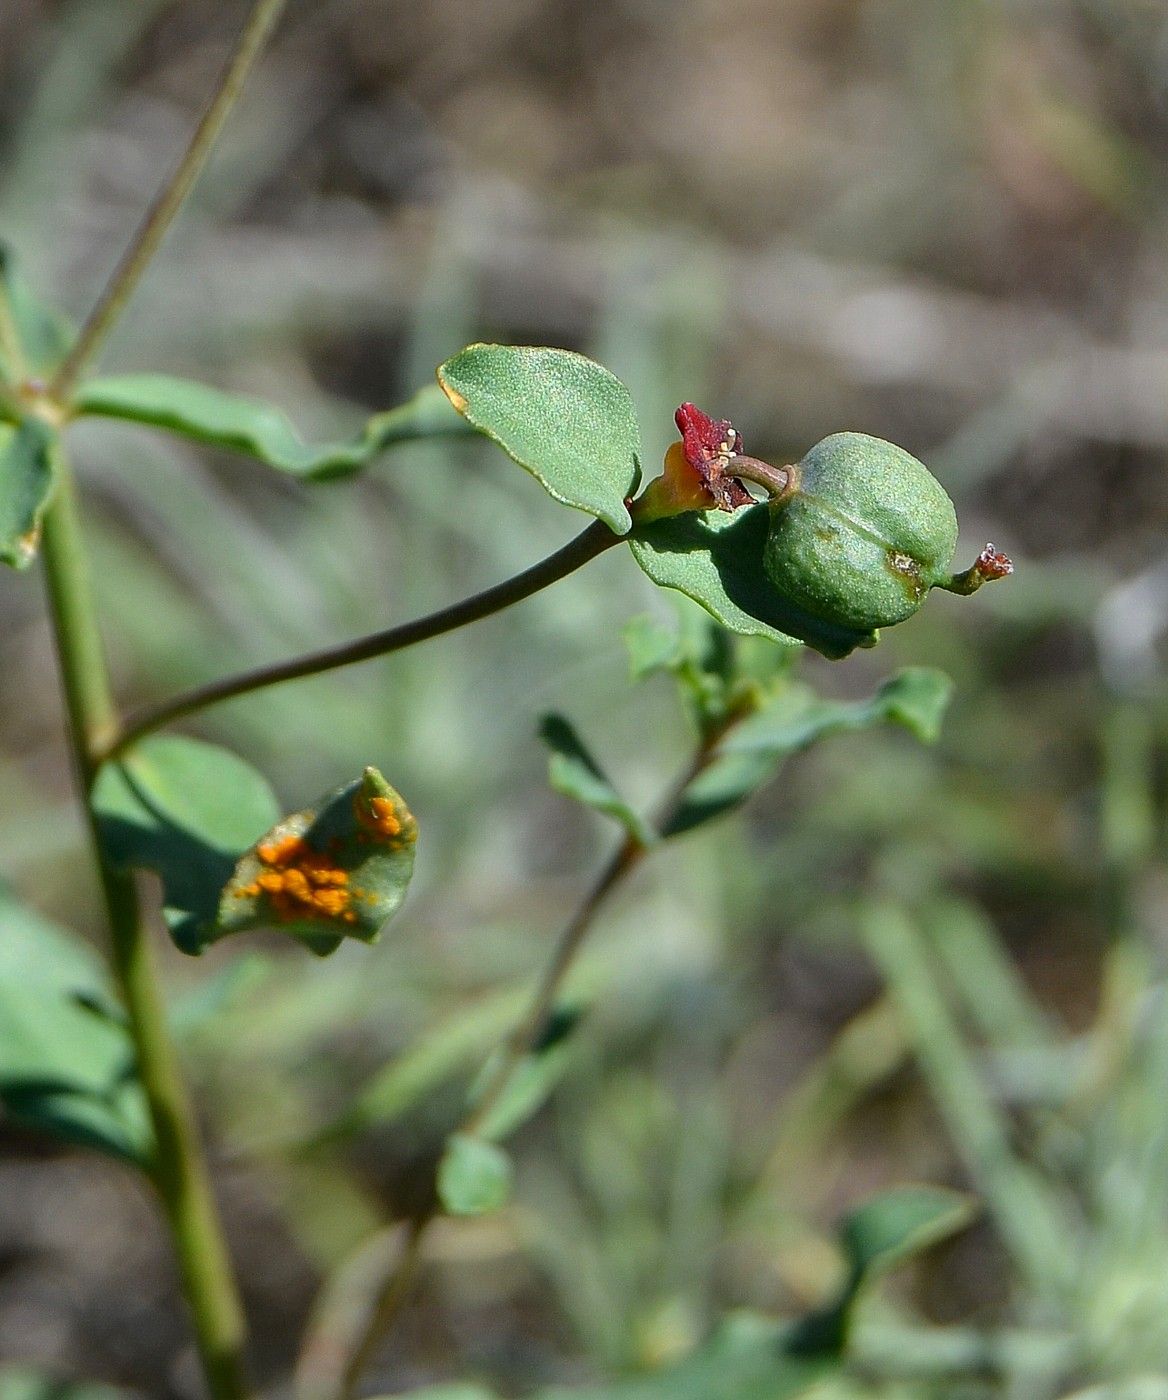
[3,0,1168,1396]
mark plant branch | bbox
[103,519,622,761]
[327,732,726,1400]
[49,0,289,405]
[40,448,251,1400]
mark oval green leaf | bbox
[93,735,281,955]
[437,344,641,534]
[74,377,468,480]
[840,1184,976,1281]
[437,1132,514,1216]
[218,767,417,952]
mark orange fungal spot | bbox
[354,791,409,844]
[239,827,358,925]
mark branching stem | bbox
[327,731,727,1400]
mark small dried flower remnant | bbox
[633,402,792,520]
[674,402,753,511]
[942,541,1015,595]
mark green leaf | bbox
[624,614,683,681]
[0,244,72,378]
[627,505,807,650]
[93,736,281,955]
[219,767,418,952]
[437,1132,514,1216]
[0,884,150,1164]
[540,714,656,847]
[0,418,55,568]
[664,668,953,836]
[471,1003,585,1144]
[787,1186,975,1357]
[74,377,468,480]
[840,1184,976,1280]
[0,1367,131,1400]
[437,344,642,534]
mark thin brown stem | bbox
[101,520,622,762]
[49,0,289,404]
[327,731,727,1400]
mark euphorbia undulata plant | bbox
[0,5,1009,1399]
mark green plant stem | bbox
[48,0,289,405]
[41,450,251,1400]
[103,519,622,761]
[330,733,724,1400]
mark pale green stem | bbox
[49,0,289,404]
[40,448,251,1400]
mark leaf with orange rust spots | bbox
[218,768,417,954]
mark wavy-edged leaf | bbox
[219,767,417,953]
[627,505,808,650]
[437,344,641,534]
[540,714,656,847]
[74,377,468,480]
[0,884,150,1164]
[722,667,954,757]
[0,244,71,378]
[437,1132,514,1216]
[0,418,55,568]
[664,668,953,836]
[94,736,281,955]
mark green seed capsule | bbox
[761,432,959,657]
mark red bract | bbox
[674,402,753,511]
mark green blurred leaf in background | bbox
[0,884,149,1164]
